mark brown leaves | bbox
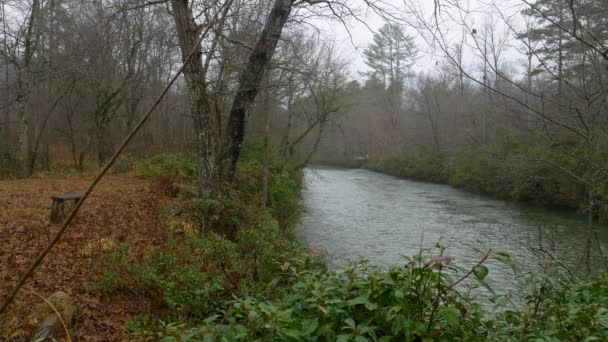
[0,173,170,341]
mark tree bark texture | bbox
[170,0,217,193]
[221,0,294,181]
[16,0,40,178]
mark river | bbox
[297,167,608,292]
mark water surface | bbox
[297,167,608,291]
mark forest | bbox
[1,0,608,340]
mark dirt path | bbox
[0,173,170,341]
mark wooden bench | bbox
[50,193,82,224]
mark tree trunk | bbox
[170,0,217,194]
[221,0,294,182]
[1,1,10,171]
[295,121,326,170]
[261,88,271,207]
[15,0,40,178]
[16,69,31,178]
[280,92,294,157]
[97,129,106,167]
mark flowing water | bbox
[297,167,608,292]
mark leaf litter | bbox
[0,172,171,341]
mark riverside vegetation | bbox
[92,140,608,341]
[367,135,608,221]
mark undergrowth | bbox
[367,135,608,220]
[124,249,608,341]
[93,138,608,341]
[94,138,306,324]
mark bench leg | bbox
[50,200,64,224]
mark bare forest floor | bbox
[0,172,171,341]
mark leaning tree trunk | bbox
[295,120,326,170]
[170,0,217,193]
[221,0,294,182]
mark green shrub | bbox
[137,233,236,320]
[449,150,511,197]
[95,243,136,292]
[485,274,608,340]
[270,171,302,229]
[367,148,447,183]
[126,315,188,341]
[99,139,306,331]
[141,250,492,341]
[96,224,306,322]
[237,137,280,169]
[236,216,306,290]
[193,190,249,239]
[234,138,303,230]
[137,154,197,195]
[368,135,608,215]
[234,159,264,202]
[138,251,608,341]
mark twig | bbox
[448,249,491,290]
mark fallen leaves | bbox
[0,172,170,341]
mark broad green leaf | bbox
[439,307,460,327]
[345,318,356,329]
[302,318,318,335]
[337,334,351,342]
[473,265,489,281]
[279,328,302,339]
[347,296,369,306]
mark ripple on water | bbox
[297,167,608,293]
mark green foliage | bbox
[126,315,189,341]
[137,233,235,320]
[234,159,264,202]
[96,139,306,324]
[485,273,608,340]
[195,257,485,341]
[236,218,306,289]
[367,148,447,183]
[236,138,303,230]
[449,150,512,198]
[237,138,281,169]
[193,190,249,239]
[368,135,608,218]
[132,251,608,341]
[269,171,302,229]
[95,243,135,292]
[137,154,197,195]
[96,226,306,322]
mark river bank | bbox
[5,147,608,340]
[141,167,608,340]
[364,143,608,223]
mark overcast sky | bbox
[308,0,527,81]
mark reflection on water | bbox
[297,167,608,292]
